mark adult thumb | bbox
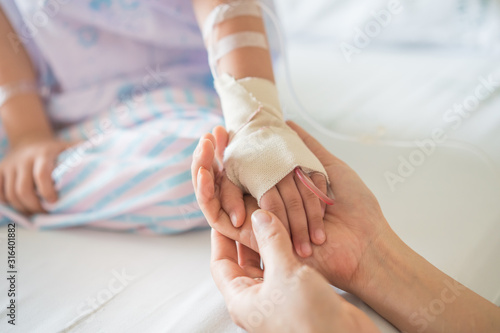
[251,210,297,272]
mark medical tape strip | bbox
[203,1,266,77]
[202,1,262,41]
[211,31,268,62]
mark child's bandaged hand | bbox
[213,74,330,257]
[211,126,328,258]
[259,168,328,257]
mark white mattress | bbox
[1,46,500,333]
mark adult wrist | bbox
[350,225,410,303]
[351,226,440,333]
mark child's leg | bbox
[0,86,223,234]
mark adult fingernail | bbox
[251,210,272,232]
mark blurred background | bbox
[273,0,500,305]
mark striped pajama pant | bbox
[0,86,223,234]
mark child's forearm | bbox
[191,0,275,82]
[0,8,54,147]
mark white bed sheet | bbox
[0,227,398,333]
[1,46,499,333]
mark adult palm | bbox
[191,121,391,293]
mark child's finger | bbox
[221,175,246,227]
[295,172,326,246]
[33,156,58,203]
[17,162,45,213]
[276,174,312,258]
[0,172,5,203]
[260,187,290,235]
[5,169,27,213]
[311,173,328,215]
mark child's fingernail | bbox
[315,229,326,243]
[251,210,272,232]
[230,213,238,227]
[301,242,312,257]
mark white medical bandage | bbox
[0,81,47,110]
[203,0,269,78]
[204,1,330,204]
[215,73,329,204]
[202,1,263,40]
[211,31,268,63]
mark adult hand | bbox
[200,125,328,258]
[211,208,379,333]
[196,122,500,333]
[0,136,72,214]
[192,122,391,293]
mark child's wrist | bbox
[1,91,54,148]
[0,81,44,111]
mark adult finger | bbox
[260,187,289,234]
[251,209,298,275]
[195,154,259,253]
[33,156,58,203]
[212,125,229,167]
[295,172,327,245]
[312,172,328,215]
[196,165,227,225]
[211,229,258,301]
[221,175,246,227]
[276,174,311,257]
[191,134,216,190]
[237,242,263,278]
